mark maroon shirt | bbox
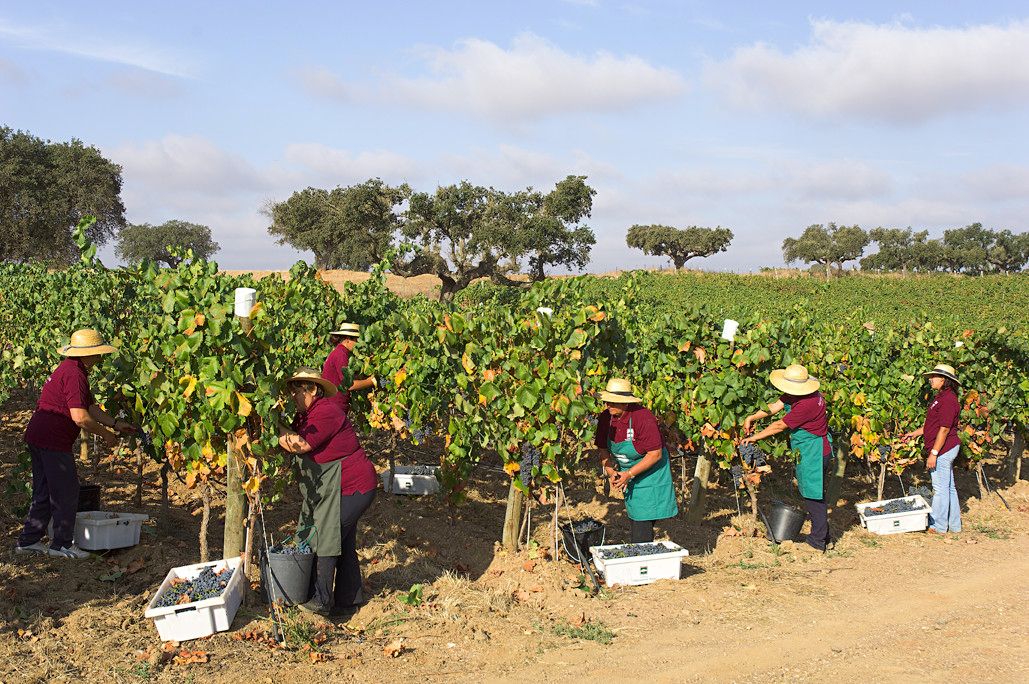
[781,392,831,456]
[321,343,351,413]
[922,388,960,456]
[24,358,95,452]
[594,405,663,455]
[292,396,376,494]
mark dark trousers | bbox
[802,453,834,550]
[630,519,655,543]
[18,445,79,549]
[311,489,375,609]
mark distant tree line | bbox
[782,223,1029,276]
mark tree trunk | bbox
[199,483,211,563]
[686,451,712,525]
[743,478,759,519]
[876,460,887,502]
[975,462,989,500]
[1008,429,1025,484]
[243,501,257,579]
[223,438,246,560]
[826,440,848,509]
[502,479,524,552]
[160,464,170,529]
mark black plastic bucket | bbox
[77,483,101,512]
[766,501,806,543]
[262,549,314,606]
[559,519,606,564]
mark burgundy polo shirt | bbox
[24,358,95,452]
[922,388,960,456]
[321,343,352,413]
[292,396,376,494]
[781,392,831,456]
[594,405,664,455]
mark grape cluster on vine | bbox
[738,442,767,468]
[520,443,541,486]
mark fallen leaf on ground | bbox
[383,638,405,658]
[522,560,536,572]
[174,649,209,665]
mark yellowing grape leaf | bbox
[394,368,408,386]
[235,392,252,417]
[693,347,706,364]
[462,352,475,375]
[180,375,197,399]
[504,461,520,476]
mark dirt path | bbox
[489,533,1029,683]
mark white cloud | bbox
[705,19,1029,123]
[957,164,1029,202]
[105,68,185,99]
[0,17,193,78]
[786,160,892,200]
[282,144,419,185]
[299,33,686,123]
[0,56,26,83]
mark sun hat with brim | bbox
[285,367,338,397]
[769,364,820,396]
[924,363,959,384]
[599,378,642,404]
[58,329,116,357]
[329,322,361,337]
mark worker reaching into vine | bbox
[741,364,834,552]
[321,322,380,415]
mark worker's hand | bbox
[740,435,757,446]
[742,416,755,435]
[926,454,937,470]
[610,470,632,492]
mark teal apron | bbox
[785,405,833,500]
[608,416,679,521]
[296,457,343,556]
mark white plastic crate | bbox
[47,511,149,550]
[381,466,441,495]
[855,495,930,535]
[589,541,689,587]
[144,557,243,642]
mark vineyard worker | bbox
[322,322,378,414]
[901,364,962,534]
[742,364,833,552]
[14,329,136,559]
[278,367,377,617]
[594,378,678,543]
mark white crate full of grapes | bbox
[589,541,689,587]
[144,556,244,641]
[855,495,931,535]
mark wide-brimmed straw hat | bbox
[58,329,116,357]
[329,322,361,338]
[285,367,338,397]
[924,363,959,384]
[769,364,820,395]
[599,378,642,404]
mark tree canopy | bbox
[266,178,410,270]
[116,220,221,267]
[0,127,125,263]
[861,224,1028,274]
[626,224,734,269]
[782,223,869,276]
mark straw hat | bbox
[769,364,820,395]
[58,329,116,357]
[285,367,338,397]
[329,322,361,338]
[599,378,642,404]
[924,363,959,384]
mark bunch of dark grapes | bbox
[730,464,744,488]
[837,362,849,373]
[738,443,766,468]
[597,543,674,560]
[271,539,312,556]
[155,566,234,607]
[909,485,934,501]
[520,443,541,486]
[403,465,437,476]
[565,517,603,535]
[872,444,891,462]
[863,498,926,517]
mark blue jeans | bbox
[17,445,80,549]
[929,445,961,533]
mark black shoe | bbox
[298,599,329,617]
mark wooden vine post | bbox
[502,479,524,551]
[826,438,848,510]
[222,287,255,562]
[1009,428,1025,484]
[687,448,712,525]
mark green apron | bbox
[608,417,679,521]
[785,404,833,500]
[296,457,343,556]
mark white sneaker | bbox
[47,545,91,559]
[14,541,48,556]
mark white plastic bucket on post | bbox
[233,288,257,318]
[536,306,554,317]
[721,319,739,342]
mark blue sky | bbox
[2,1,1028,272]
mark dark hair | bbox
[942,377,959,394]
[289,380,325,398]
